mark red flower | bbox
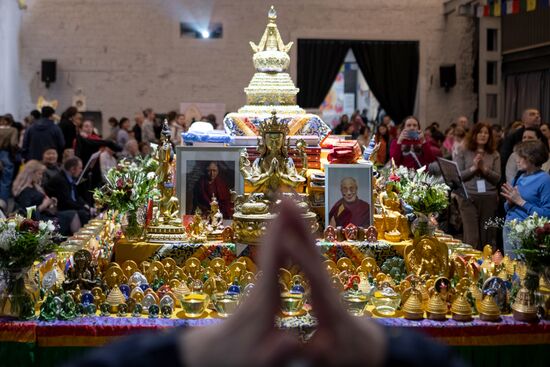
[389,173,401,182]
[535,227,545,238]
[20,219,39,233]
[544,223,550,233]
[116,178,124,189]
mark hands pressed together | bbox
[181,200,387,367]
[501,183,526,207]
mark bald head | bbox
[340,177,358,203]
[521,109,541,128]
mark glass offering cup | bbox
[341,292,370,316]
[280,292,304,316]
[372,290,401,316]
[180,293,209,318]
[212,292,240,318]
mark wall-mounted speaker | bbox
[41,59,57,88]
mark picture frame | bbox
[176,146,244,218]
[324,163,373,229]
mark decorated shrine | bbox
[0,6,549,367]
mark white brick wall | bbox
[18,0,477,132]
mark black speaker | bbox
[439,64,456,91]
[41,60,57,87]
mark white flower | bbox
[147,172,156,180]
[7,221,16,230]
[47,221,55,232]
[39,222,47,231]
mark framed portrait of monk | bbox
[324,163,373,229]
[176,147,244,219]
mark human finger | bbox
[275,201,348,325]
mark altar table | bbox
[1,316,548,367]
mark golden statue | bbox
[145,121,186,242]
[379,182,401,214]
[188,209,207,243]
[405,237,449,277]
[240,111,306,194]
[233,112,317,244]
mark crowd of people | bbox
[0,106,205,236]
[333,108,550,254]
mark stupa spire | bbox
[250,6,293,56]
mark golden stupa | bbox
[479,295,501,322]
[426,294,448,321]
[511,287,539,322]
[402,292,424,320]
[223,6,331,139]
[451,295,473,322]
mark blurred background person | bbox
[0,115,18,212]
[505,127,546,183]
[454,122,501,249]
[390,116,435,169]
[41,147,62,187]
[13,160,81,235]
[502,141,550,258]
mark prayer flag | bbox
[527,0,537,10]
[512,0,520,13]
[495,1,502,15]
[484,4,490,16]
[477,5,485,17]
[520,0,528,11]
[506,0,514,14]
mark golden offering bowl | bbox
[280,292,304,316]
[384,231,401,242]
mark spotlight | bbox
[200,30,211,39]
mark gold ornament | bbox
[427,294,448,321]
[511,287,539,322]
[479,295,501,322]
[402,291,424,320]
[451,295,473,322]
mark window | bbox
[487,94,497,118]
[487,29,498,52]
[487,61,498,85]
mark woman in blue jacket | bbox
[502,140,550,258]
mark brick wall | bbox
[19,0,477,132]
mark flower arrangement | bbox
[507,213,550,277]
[0,216,59,270]
[398,167,450,215]
[0,216,60,318]
[93,156,159,214]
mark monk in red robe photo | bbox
[328,177,370,227]
[192,161,233,218]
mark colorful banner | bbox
[478,0,549,16]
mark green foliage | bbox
[93,156,159,214]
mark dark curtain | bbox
[297,39,350,108]
[504,69,550,125]
[351,41,419,124]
